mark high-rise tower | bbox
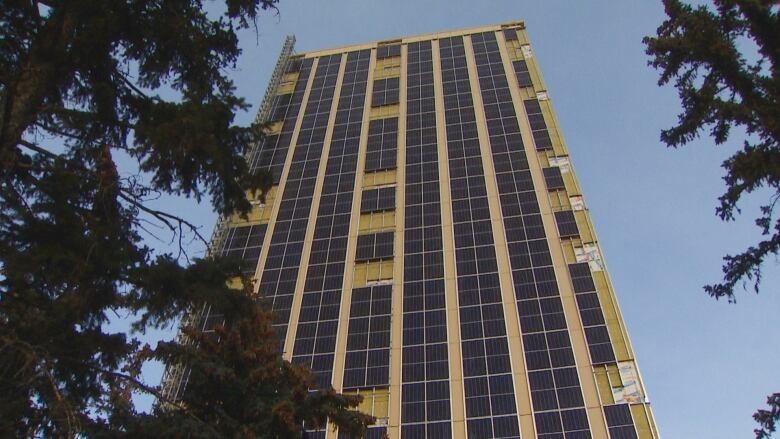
[162,22,659,439]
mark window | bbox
[222,224,268,274]
[284,57,302,73]
[604,403,636,429]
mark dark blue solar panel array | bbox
[361,186,396,213]
[252,58,313,183]
[291,50,371,388]
[365,118,398,171]
[221,224,267,275]
[505,32,643,439]
[440,35,521,439]
[342,283,393,439]
[503,29,518,41]
[569,263,616,364]
[512,60,533,88]
[523,99,553,151]
[377,43,401,59]
[202,58,316,336]
[259,54,341,344]
[188,58,312,396]
[554,211,579,239]
[542,166,565,190]
[372,77,400,107]
[356,231,394,262]
[338,427,388,439]
[401,40,453,439]
[225,58,313,276]
[604,405,638,439]
[471,31,592,439]
[343,284,392,389]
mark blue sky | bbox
[136,1,779,437]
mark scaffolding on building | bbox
[158,35,296,403]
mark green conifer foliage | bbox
[0,1,373,437]
[645,2,779,437]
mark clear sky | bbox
[135,1,780,437]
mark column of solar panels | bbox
[439,36,521,439]
[341,283,391,439]
[472,31,593,439]
[343,281,392,389]
[523,99,553,151]
[290,50,369,390]
[181,56,311,398]
[224,58,312,277]
[344,64,395,388]
[338,47,398,439]
[365,117,398,171]
[400,41,452,439]
[259,55,341,344]
[567,264,615,365]
[568,263,640,439]
[251,58,312,182]
[202,59,315,342]
[501,30,533,91]
[603,404,639,439]
[511,47,634,437]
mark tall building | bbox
[162,22,659,439]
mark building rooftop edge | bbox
[294,20,525,58]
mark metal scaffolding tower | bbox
[158,35,296,403]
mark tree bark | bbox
[0,5,77,172]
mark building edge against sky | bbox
[162,21,660,439]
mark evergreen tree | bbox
[644,1,779,436]
[644,0,780,302]
[0,1,373,437]
[755,393,780,439]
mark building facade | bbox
[165,22,659,439]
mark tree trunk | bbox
[0,5,77,172]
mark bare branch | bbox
[18,138,63,161]
[118,189,208,247]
